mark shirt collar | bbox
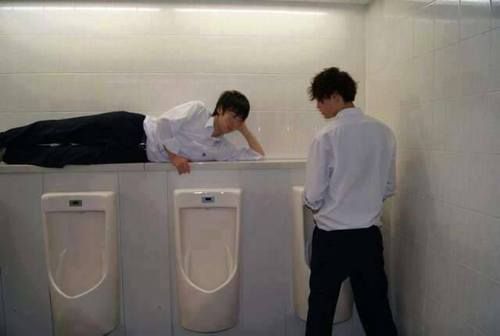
[205,116,214,129]
[335,107,363,119]
[205,116,222,142]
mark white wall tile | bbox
[413,53,435,102]
[433,0,460,49]
[464,152,486,212]
[441,152,468,206]
[460,93,490,153]
[0,174,52,336]
[477,214,500,282]
[367,0,497,334]
[450,207,479,269]
[490,28,500,91]
[42,172,118,192]
[461,267,481,325]
[476,275,500,335]
[445,265,479,335]
[0,6,52,35]
[484,92,500,154]
[493,0,500,28]
[463,153,500,217]
[460,0,492,39]
[480,154,500,217]
[414,4,435,56]
[118,171,172,336]
[461,92,500,154]
[434,44,461,99]
[460,32,491,96]
[432,98,463,151]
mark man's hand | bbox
[237,122,265,156]
[171,154,191,174]
[164,145,191,174]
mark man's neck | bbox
[343,102,355,109]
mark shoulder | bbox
[364,114,395,138]
[165,101,209,119]
[180,100,209,115]
[313,121,340,143]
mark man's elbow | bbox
[384,187,396,201]
[304,196,323,212]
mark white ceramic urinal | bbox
[291,186,353,323]
[174,189,241,332]
[41,192,119,336]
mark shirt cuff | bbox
[229,148,263,161]
[303,195,322,212]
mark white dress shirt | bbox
[304,107,396,231]
[143,101,262,162]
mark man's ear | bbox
[216,107,224,115]
[331,92,343,103]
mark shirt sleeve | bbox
[384,138,397,200]
[304,133,331,211]
[156,101,205,155]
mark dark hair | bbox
[308,67,357,102]
[212,90,250,120]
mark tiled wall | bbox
[366,0,499,335]
[0,1,366,159]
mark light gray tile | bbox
[434,45,461,100]
[479,154,500,217]
[460,0,492,39]
[413,4,435,56]
[493,0,500,28]
[119,171,171,336]
[433,0,460,49]
[42,172,118,193]
[489,29,500,91]
[478,214,500,282]
[0,174,52,336]
[483,93,500,154]
[476,275,500,335]
[460,33,490,97]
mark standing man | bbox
[304,67,397,336]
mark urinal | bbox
[41,192,119,336]
[291,186,353,323]
[174,188,241,332]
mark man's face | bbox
[215,109,244,135]
[316,93,343,119]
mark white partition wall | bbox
[41,192,120,336]
[0,162,372,336]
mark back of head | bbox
[213,90,250,120]
[308,67,357,102]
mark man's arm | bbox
[237,123,265,156]
[156,101,204,156]
[383,140,396,200]
[304,136,330,211]
[164,146,191,175]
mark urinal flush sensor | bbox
[201,195,215,203]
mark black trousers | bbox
[305,225,397,336]
[0,111,147,168]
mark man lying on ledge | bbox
[0,90,265,174]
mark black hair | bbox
[308,67,357,102]
[212,90,250,120]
